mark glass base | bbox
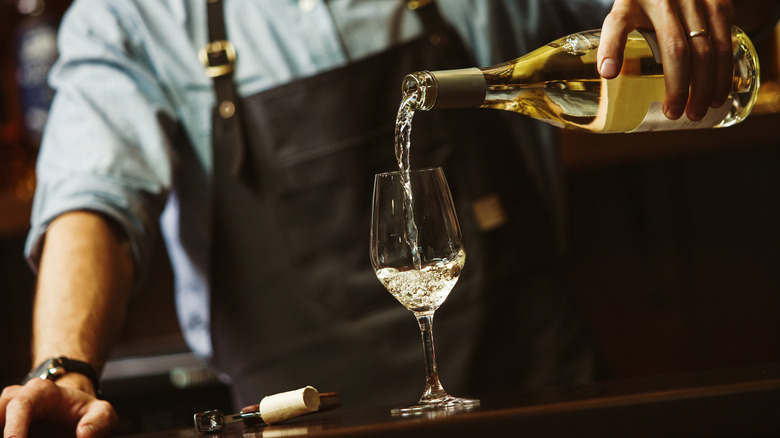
[391,395,480,416]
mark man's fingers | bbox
[704,0,736,108]
[76,400,118,438]
[0,385,23,428]
[3,379,59,438]
[600,0,735,121]
[680,1,714,121]
[1,380,114,438]
[641,2,691,120]
[684,29,714,120]
[598,7,637,79]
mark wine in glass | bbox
[370,166,479,414]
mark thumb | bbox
[76,400,118,438]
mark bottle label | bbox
[630,98,733,132]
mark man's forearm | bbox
[31,211,135,393]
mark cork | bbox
[259,386,321,425]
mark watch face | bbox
[24,359,51,382]
[25,358,64,383]
[46,364,67,379]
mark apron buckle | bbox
[406,0,435,10]
[199,39,237,78]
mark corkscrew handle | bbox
[193,409,261,433]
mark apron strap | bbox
[201,0,246,176]
[202,0,471,180]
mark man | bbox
[1,0,737,437]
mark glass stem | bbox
[415,311,447,401]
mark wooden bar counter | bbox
[122,363,780,437]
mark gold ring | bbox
[688,29,710,39]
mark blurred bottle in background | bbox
[1,0,68,232]
[15,0,58,148]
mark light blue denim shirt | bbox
[26,0,612,359]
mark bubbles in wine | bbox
[375,250,465,313]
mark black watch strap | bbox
[23,357,101,395]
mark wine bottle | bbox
[402,27,760,133]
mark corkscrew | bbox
[193,387,340,433]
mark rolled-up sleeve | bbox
[25,0,176,281]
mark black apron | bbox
[204,0,597,409]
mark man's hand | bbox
[597,0,735,121]
[0,377,117,438]
[2,211,135,438]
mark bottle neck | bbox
[402,68,486,111]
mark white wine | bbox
[395,93,422,270]
[402,27,759,133]
[375,249,465,314]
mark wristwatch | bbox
[23,357,101,395]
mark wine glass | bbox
[370,167,480,414]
